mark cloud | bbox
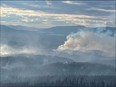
[1,5,113,28]
[88,7,116,13]
[107,13,116,27]
[46,0,52,6]
[62,1,84,5]
[23,3,42,8]
[1,6,45,17]
[22,3,50,9]
[57,31,115,57]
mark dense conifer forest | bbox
[1,75,116,87]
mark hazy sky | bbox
[1,0,116,28]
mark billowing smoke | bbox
[57,31,115,57]
[0,44,41,57]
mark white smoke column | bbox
[57,31,115,57]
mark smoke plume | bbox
[57,31,115,57]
